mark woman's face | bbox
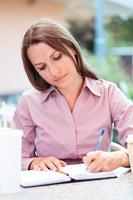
[27,42,81,90]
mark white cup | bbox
[0,128,22,193]
[126,134,133,173]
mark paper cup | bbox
[0,128,22,193]
[126,134,133,173]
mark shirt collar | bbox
[40,77,101,103]
[84,77,101,97]
[40,86,58,103]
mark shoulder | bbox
[95,79,121,95]
[15,88,45,113]
[97,79,130,104]
[22,88,41,97]
[96,79,126,97]
[86,77,118,96]
[18,88,42,106]
[94,79,131,108]
[96,79,117,89]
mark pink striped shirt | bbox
[12,77,133,170]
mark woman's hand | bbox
[29,156,67,171]
[82,150,129,172]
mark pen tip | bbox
[101,129,105,135]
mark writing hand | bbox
[29,156,67,171]
[82,150,129,172]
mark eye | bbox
[53,52,62,60]
[38,64,47,71]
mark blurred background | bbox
[0,0,133,126]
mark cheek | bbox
[39,72,53,83]
[63,58,76,71]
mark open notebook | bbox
[20,163,130,187]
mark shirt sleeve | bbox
[12,94,36,170]
[108,83,133,147]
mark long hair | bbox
[22,18,99,91]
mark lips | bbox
[54,74,67,82]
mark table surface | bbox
[0,172,133,200]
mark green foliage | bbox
[67,17,133,99]
[67,18,95,53]
[68,15,133,49]
[83,50,133,99]
[106,16,133,46]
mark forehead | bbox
[28,42,55,53]
[27,42,73,58]
[27,42,57,60]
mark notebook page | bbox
[113,167,130,177]
[20,170,71,187]
[61,163,86,175]
[61,164,130,180]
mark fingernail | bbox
[53,168,57,171]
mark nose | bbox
[48,66,60,77]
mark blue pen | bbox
[86,129,105,172]
[94,129,105,151]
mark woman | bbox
[12,18,132,172]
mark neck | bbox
[57,75,84,111]
[60,76,83,97]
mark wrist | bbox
[119,150,130,168]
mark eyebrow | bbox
[34,50,58,67]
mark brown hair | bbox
[22,18,99,91]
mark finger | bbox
[91,165,102,173]
[82,156,96,171]
[83,154,95,166]
[32,164,41,171]
[82,156,89,169]
[82,156,87,163]
[87,152,105,172]
[86,151,102,165]
[88,159,102,172]
[45,161,58,171]
[52,159,63,170]
[83,152,103,171]
[60,160,67,167]
[39,162,49,171]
